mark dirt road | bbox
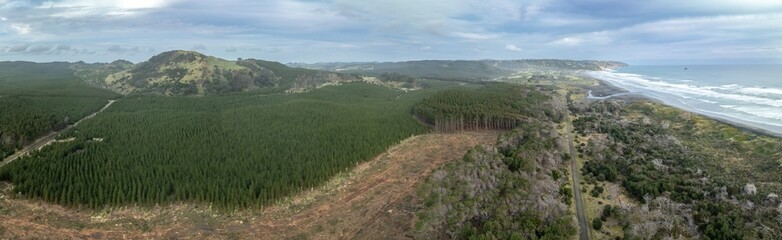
[567,112,590,240]
[1,99,116,167]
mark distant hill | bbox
[483,59,627,71]
[75,50,359,95]
[73,52,628,94]
[288,59,628,82]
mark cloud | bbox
[0,44,77,55]
[27,45,52,53]
[7,44,28,52]
[0,0,779,63]
[10,23,31,34]
[552,37,582,46]
[107,45,123,52]
[50,44,78,54]
[191,43,207,51]
[338,44,360,49]
[106,45,139,53]
[38,0,177,17]
[333,0,521,39]
[39,0,173,9]
[54,44,72,51]
[452,32,497,40]
[505,44,522,51]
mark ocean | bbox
[587,64,782,136]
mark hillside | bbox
[82,50,359,95]
[288,59,628,82]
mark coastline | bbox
[586,76,782,139]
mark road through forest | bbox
[0,99,117,167]
[567,111,590,240]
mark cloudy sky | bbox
[1,0,781,64]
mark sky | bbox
[0,0,781,64]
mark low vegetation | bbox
[414,85,576,239]
[571,98,782,238]
[415,122,576,239]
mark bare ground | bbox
[0,131,499,239]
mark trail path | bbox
[1,99,116,167]
[567,111,590,240]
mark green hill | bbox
[90,50,358,95]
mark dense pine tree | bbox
[0,62,119,158]
[413,83,563,132]
[0,83,428,208]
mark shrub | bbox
[592,218,603,230]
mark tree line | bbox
[413,83,563,132]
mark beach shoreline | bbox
[586,76,782,139]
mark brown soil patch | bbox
[0,131,499,239]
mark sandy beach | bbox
[586,75,782,138]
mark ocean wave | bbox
[588,70,782,132]
[588,71,782,108]
[697,98,717,104]
[736,87,782,98]
[721,105,782,121]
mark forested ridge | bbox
[0,83,430,208]
[413,84,564,132]
[0,62,119,158]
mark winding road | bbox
[1,99,117,167]
[567,110,590,240]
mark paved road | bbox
[1,100,117,167]
[567,111,590,240]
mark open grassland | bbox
[0,83,439,209]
